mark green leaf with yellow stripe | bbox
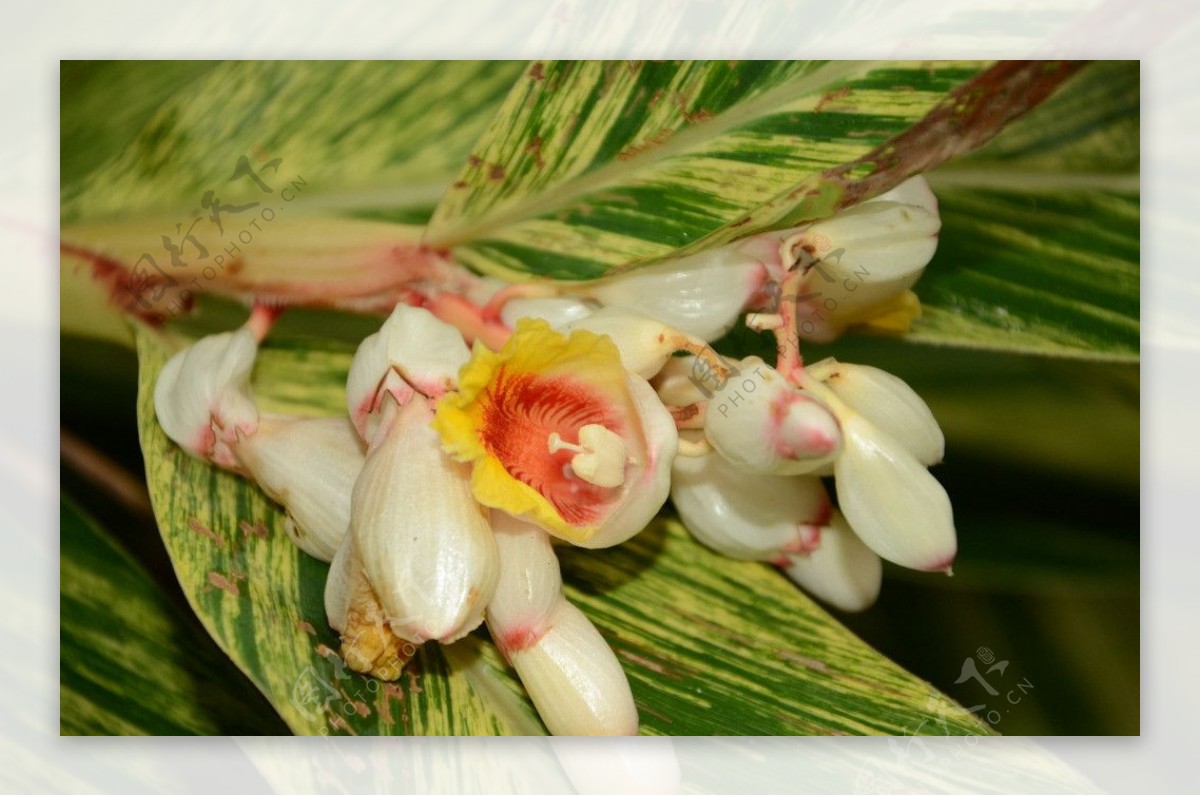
[424,60,1083,280]
[911,60,1140,359]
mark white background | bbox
[12,0,1189,791]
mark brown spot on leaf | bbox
[525,136,545,169]
[529,62,545,81]
[814,86,851,113]
[847,129,897,139]
[188,518,225,548]
[467,155,483,169]
[207,571,241,597]
[617,127,675,161]
[239,519,268,539]
[378,692,393,725]
[488,164,506,180]
[638,703,673,725]
[617,649,683,680]
[326,708,358,735]
[826,60,1085,211]
[777,648,830,673]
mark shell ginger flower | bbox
[434,316,681,547]
[433,318,678,550]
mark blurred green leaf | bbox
[62,61,525,225]
[60,497,285,735]
[60,61,221,190]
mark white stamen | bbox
[547,424,626,488]
[745,312,784,331]
[547,433,585,455]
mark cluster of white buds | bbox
[155,303,673,735]
[477,175,953,600]
[152,175,953,735]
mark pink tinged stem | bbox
[61,226,491,323]
[423,291,512,351]
[245,302,283,343]
[773,264,807,383]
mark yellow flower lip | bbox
[433,319,644,544]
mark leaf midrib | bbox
[426,61,878,247]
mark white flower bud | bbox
[346,305,471,440]
[233,415,364,562]
[703,357,841,475]
[807,358,944,466]
[486,512,564,632]
[501,297,595,329]
[834,413,956,572]
[671,445,831,561]
[501,599,638,736]
[487,514,637,736]
[351,394,498,644]
[872,173,939,213]
[784,175,940,341]
[153,328,258,470]
[780,510,882,612]
[561,307,700,380]
[570,247,769,341]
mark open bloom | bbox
[433,318,678,549]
